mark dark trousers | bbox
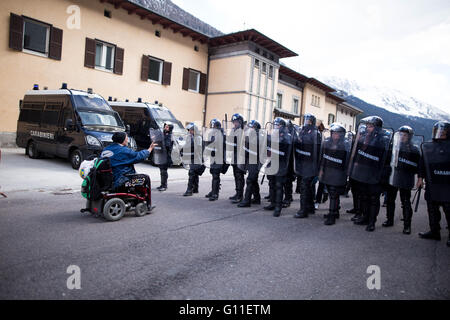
[232,165,246,197]
[357,181,382,226]
[385,184,413,226]
[159,165,168,188]
[326,185,343,215]
[299,176,315,213]
[210,168,221,196]
[246,165,261,200]
[187,165,205,192]
[426,200,450,234]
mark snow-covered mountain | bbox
[321,76,450,122]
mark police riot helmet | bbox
[186,122,199,135]
[398,125,414,137]
[248,120,261,130]
[303,113,316,126]
[210,118,222,129]
[432,121,450,140]
[361,116,383,128]
[273,117,287,128]
[330,123,346,134]
[231,113,245,128]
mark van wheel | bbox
[70,149,83,170]
[27,141,40,159]
[103,198,126,222]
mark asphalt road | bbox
[0,149,449,300]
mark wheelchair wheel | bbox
[135,203,148,217]
[103,198,126,222]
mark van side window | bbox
[41,103,62,126]
[19,102,44,124]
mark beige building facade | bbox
[0,0,361,146]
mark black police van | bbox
[109,100,184,165]
[16,84,136,169]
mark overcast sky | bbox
[172,0,450,112]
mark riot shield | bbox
[178,132,203,170]
[421,140,450,202]
[318,130,353,187]
[261,123,293,177]
[389,132,423,189]
[237,125,260,172]
[203,128,224,169]
[293,125,320,178]
[224,122,244,165]
[149,128,167,165]
[347,125,393,185]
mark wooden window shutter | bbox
[9,13,24,51]
[141,55,149,81]
[162,61,172,85]
[84,38,96,68]
[114,47,124,75]
[199,72,207,94]
[182,68,190,91]
[48,27,63,60]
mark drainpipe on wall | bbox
[202,53,211,128]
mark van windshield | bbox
[149,107,184,133]
[73,95,111,111]
[78,110,123,128]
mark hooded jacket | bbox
[101,144,150,189]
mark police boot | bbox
[294,195,309,219]
[232,181,244,204]
[366,198,379,232]
[183,176,194,196]
[402,205,413,235]
[418,231,441,241]
[238,183,253,208]
[273,183,284,217]
[382,203,395,227]
[252,183,261,205]
[324,211,337,226]
[264,185,276,211]
[354,208,369,225]
[192,176,199,194]
[209,178,220,202]
[205,191,212,198]
[264,195,271,200]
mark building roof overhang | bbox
[101,0,211,44]
[209,29,298,58]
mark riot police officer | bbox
[418,121,450,247]
[263,117,293,217]
[349,116,392,232]
[227,113,247,204]
[283,120,296,208]
[383,126,422,234]
[237,120,262,207]
[182,123,205,196]
[318,123,353,226]
[204,119,229,201]
[293,114,321,219]
[156,123,174,192]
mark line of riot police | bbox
[152,113,450,247]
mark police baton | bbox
[261,174,265,185]
[413,187,422,213]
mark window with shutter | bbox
[48,27,63,60]
[84,38,96,68]
[9,13,24,51]
[162,61,172,85]
[199,73,207,94]
[182,68,190,91]
[141,55,150,81]
[114,47,124,75]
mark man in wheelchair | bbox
[100,132,156,212]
